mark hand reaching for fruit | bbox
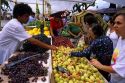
[90,59,103,69]
[50,45,58,50]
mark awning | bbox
[103,0,125,6]
[97,8,117,13]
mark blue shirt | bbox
[71,36,113,65]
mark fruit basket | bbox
[51,46,108,83]
[0,50,52,83]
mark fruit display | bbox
[52,36,74,48]
[43,26,50,36]
[27,28,41,35]
[22,34,51,53]
[1,52,49,83]
[52,46,106,83]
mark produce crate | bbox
[51,46,108,83]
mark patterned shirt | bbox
[71,36,113,65]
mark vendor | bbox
[0,3,57,64]
[50,16,64,36]
[27,11,36,24]
[91,13,125,83]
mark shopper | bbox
[0,3,57,64]
[83,12,108,32]
[83,13,98,33]
[70,23,113,81]
[106,17,119,49]
[27,11,36,24]
[91,13,125,83]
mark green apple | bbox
[69,80,73,83]
[89,75,95,81]
[81,76,85,80]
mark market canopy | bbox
[9,0,96,13]
[97,8,117,13]
[103,0,125,6]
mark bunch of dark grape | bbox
[22,34,51,53]
[1,52,49,83]
[8,52,36,63]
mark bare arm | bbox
[27,37,57,50]
[91,59,116,73]
[50,27,54,37]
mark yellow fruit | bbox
[44,27,49,31]
[38,32,41,34]
[33,32,38,35]
[38,28,41,32]
[28,30,34,35]
[44,31,50,36]
[33,28,38,32]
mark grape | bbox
[1,52,49,83]
[41,77,46,82]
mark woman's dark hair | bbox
[84,13,98,25]
[91,23,104,37]
[13,3,32,18]
[109,17,114,24]
[113,12,125,21]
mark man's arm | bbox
[27,37,57,50]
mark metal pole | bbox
[43,0,45,17]
[43,0,45,27]
[0,0,1,30]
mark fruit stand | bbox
[51,46,108,83]
[0,35,109,83]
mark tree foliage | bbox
[1,0,11,11]
[73,2,95,13]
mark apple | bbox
[89,75,95,81]
[69,80,73,83]
[81,76,85,80]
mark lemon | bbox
[34,32,39,35]
[44,31,50,36]
[38,28,41,32]
[38,32,41,34]
[33,28,38,32]
[28,30,34,35]
[44,27,49,31]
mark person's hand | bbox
[90,59,103,69]
[50,45,58,50]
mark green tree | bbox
[1,0,11,11]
